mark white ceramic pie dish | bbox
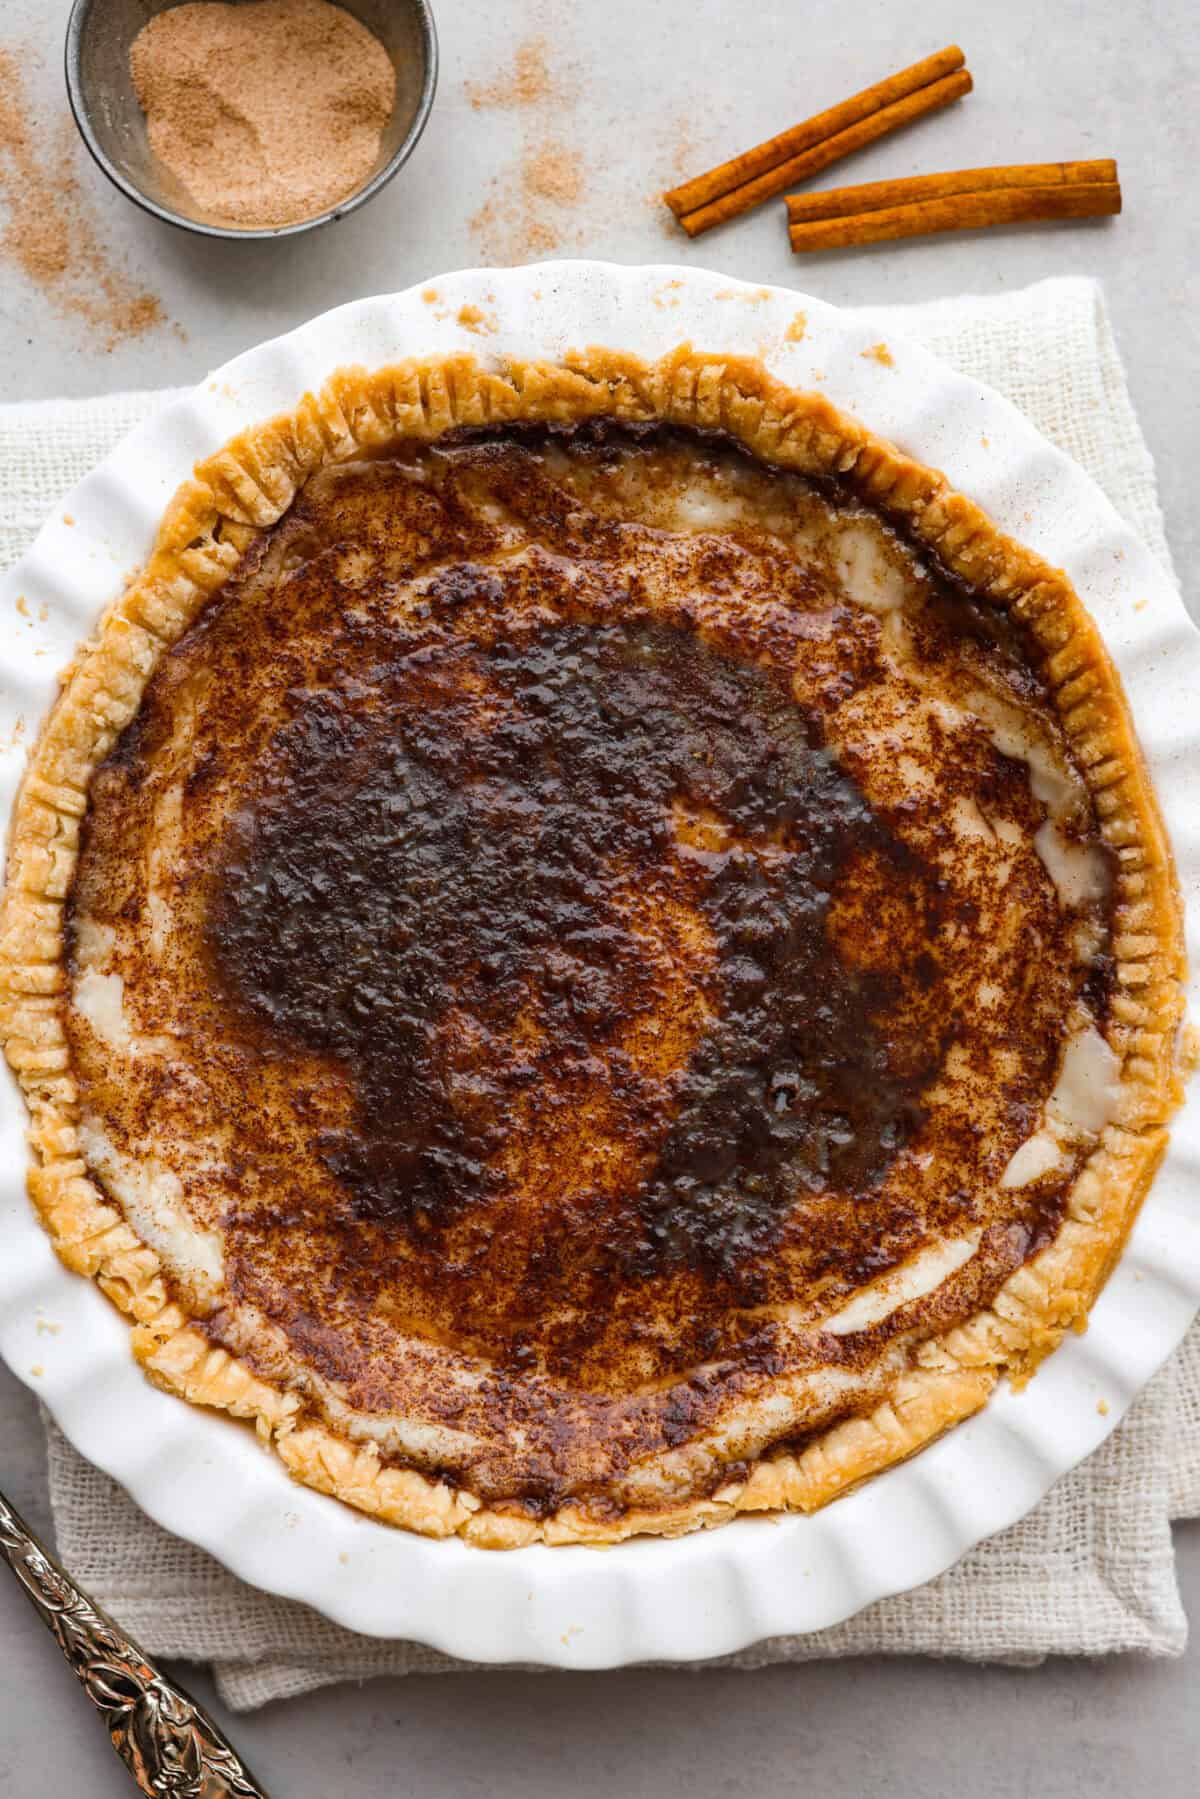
[1,261,1197,1665]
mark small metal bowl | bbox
[65,0,438,240]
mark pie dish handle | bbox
[0,1488,267,1797]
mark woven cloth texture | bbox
[5,276,1194,1709]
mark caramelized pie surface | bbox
[64,422,1125,1511]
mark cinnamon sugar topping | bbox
[129,0,396,229]
[68,422,1115,1505]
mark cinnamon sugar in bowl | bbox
[66,0,437,240]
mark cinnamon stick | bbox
[786,161,1121,251]
[786,160,1118,221]
[664,46,971,237]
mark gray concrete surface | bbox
[0,0,1197,1792]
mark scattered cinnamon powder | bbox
[465,37,553,111]
[130,0,396,229]
[0,47,167,348]
[662,112,700,185]
[648,106,731,235]
[466,39,584,264]
[651,113,699,231]
[522,143,583,206]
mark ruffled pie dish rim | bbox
[0,264,1195,1658]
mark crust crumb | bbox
[457,302,496,335]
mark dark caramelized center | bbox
[207,611,943,1282]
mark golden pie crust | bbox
[0,348,1186,1547]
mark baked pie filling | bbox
[2,353,1184,1543]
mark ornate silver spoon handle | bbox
[0,1487,267,1797]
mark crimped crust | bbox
[0,347,1186,1546]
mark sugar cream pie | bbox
[0,350,1185,1546]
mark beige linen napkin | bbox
[6,277,1196,1710]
